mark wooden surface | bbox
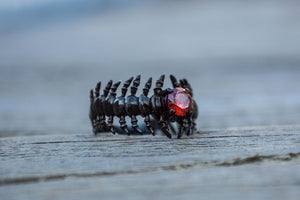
[1,125,300,200]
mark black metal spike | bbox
[110,80,121,96]
[90,89,94,103]
[159,116,172,139]
[131,115,143,135]
[154,75,165,95]
[103,80,113,97]
[119,116,129,135]
[95,82,101,97]
[156,74,165,88]
[122,77,134,97]
[130,75,141,96]
[170,74,180,88]
[144,115,154,136]
[143,77,152,96]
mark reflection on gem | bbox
[167,88,192,116]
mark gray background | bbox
[1,0,300,137]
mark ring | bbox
[89,74,198,139]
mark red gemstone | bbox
[167,88,192,116]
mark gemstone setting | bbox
[167,88,192,116]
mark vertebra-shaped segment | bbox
[151,75,166,119]
[154,75,165,95]
[89,89,97,134]
[110,81,121,96]
[95,82,101,97]
[150,75,172,138]
[93,83,102,132]
[104,81,121,134]
[151,75,165,118]
[191,118,196,134]
[186,117,192,136]
[139,77,152,115]
[126,75,142,134]
[114,77,134,135]
[93,82,102,117]
[170,74,180,88]
[190,100,198,134]
[89,82,105,134]
[139,77,154,135]
[98,80,113,130]
[130,75,141,95]
[131,115,141,134]
[144,115,154,135]
[143,77,152,96]
[89,90,94,110]
[90,88,94,98]
[103,80,113,97]
[177,118,188,139]
[180,78,193,97]
[122,77,134,97]
[119,116,128,135]
[178,115,194,138]
[159,116,172,139]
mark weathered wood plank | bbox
[0,125,299,199]
[2,160,300,200]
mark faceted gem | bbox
[167,88,192,116]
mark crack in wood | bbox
[1,152,299,186]
[218,152,300,166]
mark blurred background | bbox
[1,0,300,137]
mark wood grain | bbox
[0,125,299,199]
